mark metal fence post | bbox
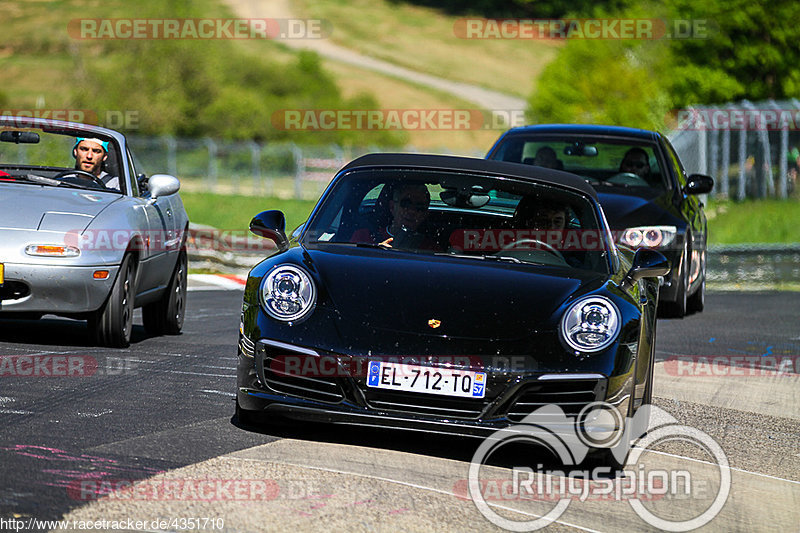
[291,143,303,200]
[698,123,708,175]
[204,137,218,193]
[249,141,262,196]
[720,118,731,198]
[737,127,747,202]
[163,135,177,178]
[772,100,789,199]
[709,127,719,194]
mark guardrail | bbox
[707,244,800,287]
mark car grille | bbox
[506,378,605,422]
[364,389,487,419]
[256,342,345,404]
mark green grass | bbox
[181,192,316,233]
[707,199,800,245]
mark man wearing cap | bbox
[73,137,119,190]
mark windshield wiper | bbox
[434,252,521,263]
[312,241,396,250]
[16,174,88,190]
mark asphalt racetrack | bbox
[0,289,797,532]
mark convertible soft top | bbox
[339,153,599,200]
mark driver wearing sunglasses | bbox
[619,147,651,178]
[351,183,433,249]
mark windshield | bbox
[302,168,611,274]
[490,136,666,191]
[0,124,123,193]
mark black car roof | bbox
[339,153,599,200]
[495,123,662,142]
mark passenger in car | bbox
[532,146,564,170]
[511,196,585,267]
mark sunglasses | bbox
[398,198,427,211]
[623,160,648,169]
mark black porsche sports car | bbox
[486,125,713,317]
[236,154,669,461]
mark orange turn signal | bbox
[93,270,110,280]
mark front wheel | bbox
[687,257,706,313]
[89,253,136,348]
[143,249,187,336]
[660,245,689,318]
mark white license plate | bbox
[366,361,486,398]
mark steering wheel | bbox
[501,238,565,260]
[53,169,106,188]
[606,172,649,186]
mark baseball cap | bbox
[73,137,109,153]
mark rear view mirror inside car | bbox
[0,131,40,144]
[563,142,597,157]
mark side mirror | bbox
[291,222,306,240]
[684,174,714,195]
[622,248,671,291]
[250,210,288,251]
[137,173,149,191]
[147,174,180,200]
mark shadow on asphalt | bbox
[0,316,156,347]
[229,412,621,476]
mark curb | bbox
[188,273,247,291]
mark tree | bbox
[666,0,800,105]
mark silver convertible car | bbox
[0,116,189,347]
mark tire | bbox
[142,249,187,336]
[586,447,628,473]
[235,397,267,427]
[642,344,655,408]
[687,258,705,314]
[660,245,689,318]
[89,253,136,348]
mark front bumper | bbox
[0,262,118,313]
[238,338,634,438]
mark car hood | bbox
[596,189,681,229]
[0,183,120,231]
[307,247,606,342]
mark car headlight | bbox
[260,264,316,322]
[618,226,676,249]
[560,296,621,353]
